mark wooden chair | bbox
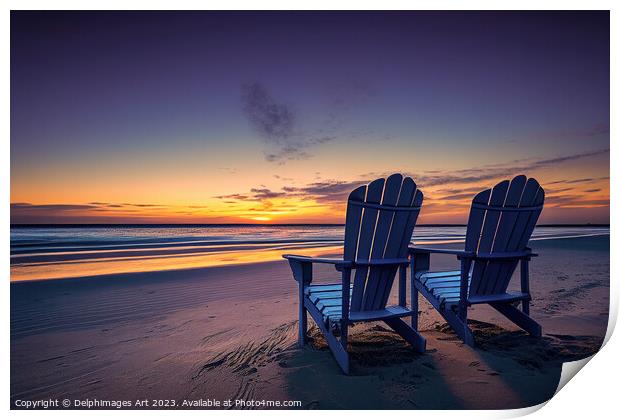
[409,175,545,346]
[283,174,426,374]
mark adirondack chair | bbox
[409,175,545,346]
[283,174,426,374]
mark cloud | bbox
[11,203,98,211]
[533,149,609,166]
[545,194,609,207]
[213,179,367,210]
[250,188,286,200]
[545,187,575,194]
[217,167,237,174]
[263,135,338,163]
[582,122,610,137]
[434,186,487,195]
[241,82,352,164]
[121,203,165,208]
[11,202,170,214]
[273,174,294,182]
[412,148,609,187]
[213,188,286,203]
[213,147,609,216]
[547,176,609,185]
[264,145,310,163]
[547,178,594,185]
[213,193,250,200]
[291,180,368,203]
[436,193,476,202]
[242,82,295,142]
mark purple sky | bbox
[10,11,610,224]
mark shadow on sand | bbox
[188,318,603,410]
[281,319,603,409]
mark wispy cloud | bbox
[545,194,609,207]
[213,148,609,215]
[433,186,487,195]
[11,203,98,211]
[242,82,295,141]
[547,176,609,185]
[414,148,609,187]
[263,136,337,163]
[11,202,171,216]
[534,149,609,166]
[242,82,333,163]
[250,188,286,200]
[214,188,285,202]
[241,81,373,163]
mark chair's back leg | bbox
[411,253,429,329]
[410,263,419,329]
[520,259,530,315]
[490,302,542,337]
[411,288,419,329]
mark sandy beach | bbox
[10,234,608,409]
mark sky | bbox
[10,11,609,224]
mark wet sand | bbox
[10,235,609,409]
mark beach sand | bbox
[10,235,609,409]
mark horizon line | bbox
[10,223,611,228]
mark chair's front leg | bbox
[340,267,352,349]
[288,260,313,346]
[520,258,530,315]
[398,264,407,307]
[411,252,430,328]
[458,257,473,322]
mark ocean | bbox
[10,225,610,282]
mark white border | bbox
[3,2,616,419]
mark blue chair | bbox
[284,174,426,373]
[410,175,545,346]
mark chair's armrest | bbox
[408,246,475,258]
[354,258,410,267]
[282,254,353,269]
[475,251,537,260]
[283,255,407,269]
[283,254,353,284]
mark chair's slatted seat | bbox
[317,304,415,324]
[304,283,351,296]
[305,284,350,323]
[416,270,532,309]
[416,270,469,309]
[305,283,414,325]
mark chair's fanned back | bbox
[344,174,423,312]
[465,175,545,297]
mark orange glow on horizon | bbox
[10,150,610,225]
